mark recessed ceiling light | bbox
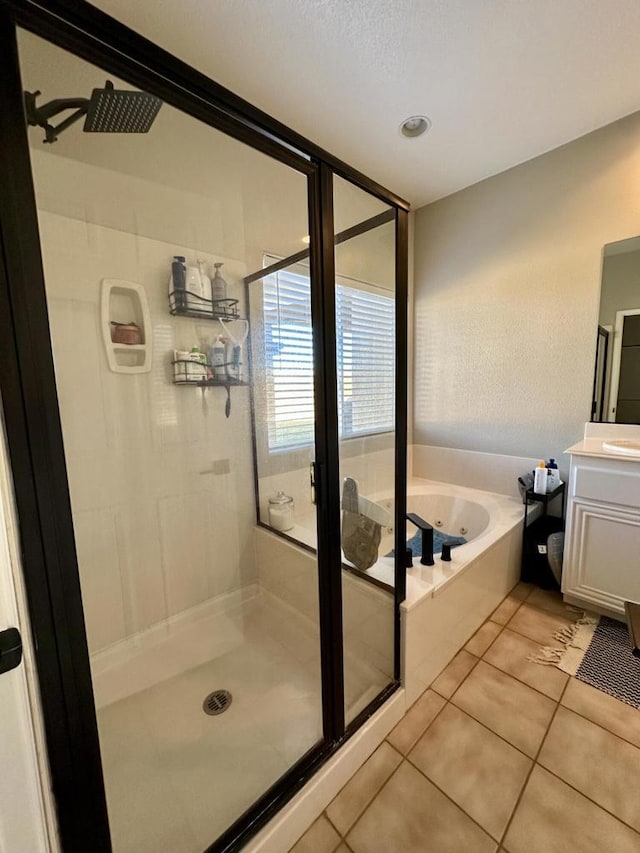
[400,115,431,138]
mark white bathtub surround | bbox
[411,443,559,500]
[401,478,523,705]
[402,480,523,606]
[256,477,523,711]
[254,527,394,720]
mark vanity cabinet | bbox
[562,452,640,617]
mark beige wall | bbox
[413,110,640,460]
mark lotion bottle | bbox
[533,461,548,495]
[211,263,228,305]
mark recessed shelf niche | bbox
[101,278,152,374]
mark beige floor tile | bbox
[465,621,503,657]
[510,582,533,601]
[326,742,402,835]
[526,588,572,618]
[431,649,478,699]
[483,628,568,700]
[491,595,523,626]
[503,765,640,853]
[408,704,531,840]
[561,678,640,749]
[506,603,574,645]
[538,706,640,831]
[290,814,340,853]
[346,761,497,853]
[335,845,352,853]
[451,661,556,757]
[386,689,446,754]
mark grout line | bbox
[446,689,543,763]
[479,656,566,704]
[324,809,342,837]
[556,697,640,752]
[533,757,640,837]
[401,754,499,844]
[325,742,403,838]
[498,673,569,845]
[384,691,450,756]
[340,760,406,843]
[541,692,640,836]
[430,648,482,701]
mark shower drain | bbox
[203,689,232,716]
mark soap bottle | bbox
[209,336,226,379]
[188,346,206,382]
[546,459,560,491]
[533,461,548,495]
[169,255,186,310]
[197,260,212,307]
[211,262,228,308]
[185,264,203,309]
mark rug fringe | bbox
[528,612,599,675]
[527,646,563,665]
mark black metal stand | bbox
[521,482,566,588]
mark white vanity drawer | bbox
[573,463,640,508]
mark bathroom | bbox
[1,3,640,853]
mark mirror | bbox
[592,236,640,423]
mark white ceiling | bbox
[85,1,640,207]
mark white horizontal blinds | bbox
[263,268,315,450]
[262,262,395,451]
[336,282,395,437]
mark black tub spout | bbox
[406,512,434,566]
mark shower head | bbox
[84,81,162,134]
[24,81,162,144]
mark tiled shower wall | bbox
[37,208,256,654]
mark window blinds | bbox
[262,268,394,451]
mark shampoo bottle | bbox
[211,262,228,306]
[197,260,212,306]
[546,459,560,490]
[210,336,226,378]
[169,255,186,310]
[533,461,548,495]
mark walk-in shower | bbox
[0,5,407,852]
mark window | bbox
[262,265,395,451]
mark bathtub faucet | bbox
[406,512,435,566]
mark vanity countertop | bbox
[565,437,640,462]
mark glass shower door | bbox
[332,176,399,724]
[16,26,325,852]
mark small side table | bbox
[521,482,566,588]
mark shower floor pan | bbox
[93,592,386,853]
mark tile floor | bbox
[290,583,640,853]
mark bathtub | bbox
[258,476,524,704]
[266,477,522,600]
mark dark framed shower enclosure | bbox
[0,2,408,852]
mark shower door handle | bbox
[0,627,22,675]
[310,462,317,505]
